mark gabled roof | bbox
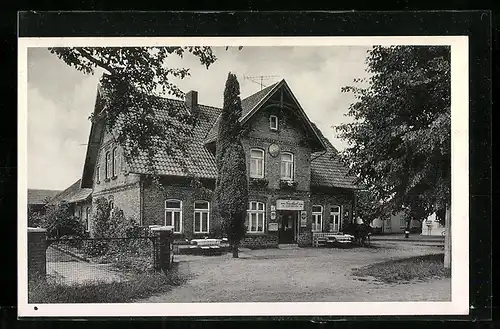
[125,99,221,178]
[205,79,327,153]
[48,179,92,205]
[27,189,62,205]
[81,85,107,188]
[80,79,356,189]
[204,82,279,144]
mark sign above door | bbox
[276,199,304,211]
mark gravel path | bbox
[46,246,127,285]
[139,241,449,303]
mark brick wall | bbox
[243,106,312,191]
[241,234,278,249]
[90,183,141,236]
[28,228,47,280]
[92,128,141,196]
[310,189,354,233]
[142,181,216,240]
[297,231,312,247]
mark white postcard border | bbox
[17,36,469,317]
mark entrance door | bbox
[279,211,296,244]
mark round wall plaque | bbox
[268,143,280,157]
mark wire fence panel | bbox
[46,236,156,285]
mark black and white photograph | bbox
[18,36,469,317]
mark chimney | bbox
[185,90,198,115]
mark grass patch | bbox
[351,253,451,284]
[28,266,186,303]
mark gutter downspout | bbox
[310,150,327,162]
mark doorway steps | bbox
[278,244,300,250]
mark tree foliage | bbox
[336,46,451,222]
[49,47,217,164]
[39,201,86,238]
[354,190,388,223]
[212,73,249,258]
[85,197,146,257]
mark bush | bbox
[84,198,150,259]
[28,208,44,227]
[39,202,86,238]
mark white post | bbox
[443,205,451,268]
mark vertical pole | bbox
[444,204,451,269]
[28,228,48,281]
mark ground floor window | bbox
[165,199,182,233]
[194,201,209,233]
[329,206,341,232]
[246,201,265,233]
[312,205,323,232]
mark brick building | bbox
[49,179,93,232]
[80,79,358,247]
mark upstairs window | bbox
[281,152,294,180]
[246,201,265,233]
[112,147,118,177]
[269,115,278,131]
[165,199,182,233]
[96,165,100,183]
[250,149,265,178]
[329,206,341,232]
[105,151,111,179]
[312,205,323,232]
[194,201,209,233]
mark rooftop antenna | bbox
[243,75,279,90]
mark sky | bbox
[27,46,371,190]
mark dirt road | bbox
[139,241,450,303]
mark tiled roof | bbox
[240,82,279,119]
[205,82,279,143]
[114,85,357,189]
[27,189,62,205]
[126,99,221,179]
[49,179,92,205]
[309,123,358,189]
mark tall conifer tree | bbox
[213,73,249,258]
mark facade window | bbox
[165,199,182,233]
[329,206,342,232]
[269,115,278,130]
[96,165,100,183]
[246,201,265,233]
[281,152,294,180]
[312,205,323,232]
[105,151,111,179]
[109,200,114,214]
[85,207,90,232]
[194,201,209,233]
[250,149,265,178]
[400,216,407,228]
[74,207,79,218]
[112,147,118,177]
